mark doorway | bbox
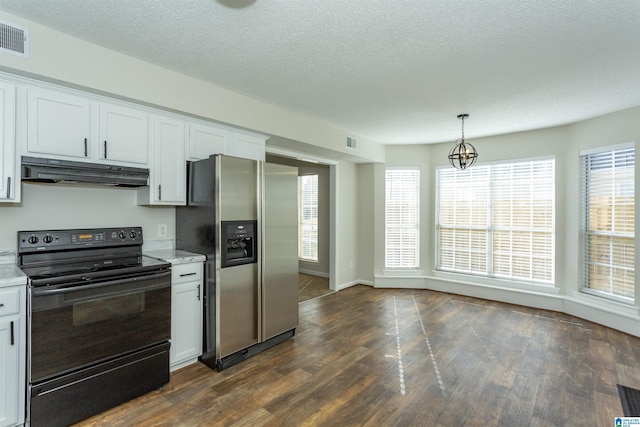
[266,153,333,302]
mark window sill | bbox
[381,269,425,277]
[568,290,639,317]
[433,270,561,295]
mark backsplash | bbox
[0,183,175,250]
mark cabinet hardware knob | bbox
[10,321,14,346]
[158,185,162,200]
[6,177,10,199]
[104,140,108,158]
[84,138,88,157]
[197,284,201,301]
[179,272,197,277]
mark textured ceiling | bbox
[1,0,639,144]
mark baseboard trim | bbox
[299,268,330,278]
[336,279,372,291]
[372,274,639,337]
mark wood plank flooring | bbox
[74,285,640,426]
[298,273,332,302]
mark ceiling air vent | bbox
[0,20,29,57]
[346,136,357,149]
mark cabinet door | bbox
[153,116,186,205]
[228,133,266,161]
[99,103,149,165]
[171,281,202,369]
[27,88,90,159]
[187,123,229,161]
[0,82,16,202]
[0,318,19,427]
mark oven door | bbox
[29,269,171,383]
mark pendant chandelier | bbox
[448,114,478,170]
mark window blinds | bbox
[298,174,319,262]
[385,168,420,268]
[437,158,555,284]
[581,146,635,301]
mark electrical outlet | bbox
[349,260,353,270]
[158,224,168,238]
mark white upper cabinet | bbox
[11,74,266,207]
[228,132,266,161]
[98,103,149,166]
[138,115,185,206]
[25,87,150,167]
[0,82,18,202]
[187,122,266,162]
[27,87,91,159]
[186,123,230,161]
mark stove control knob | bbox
[28,235,39,245]
[118,231,127,240]
[42,234,54,244]
[129,230,137,239]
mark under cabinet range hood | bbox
[21,156,149,188]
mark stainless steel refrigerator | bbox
[176,154,298,371]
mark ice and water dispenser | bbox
[220,220,258,268]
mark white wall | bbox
[0,182,174,250]
[374,107,640,336]
[335,160,360,289]
[356,163,376,284]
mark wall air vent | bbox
[346,136,357,149]
[0,20,29,57]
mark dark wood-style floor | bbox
[75,285,640,426]
[298,273,332,302]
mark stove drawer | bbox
[0,288,20,316]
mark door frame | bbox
[265,146,338,291]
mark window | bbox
[385,168,420,269]
[298,174,318,262]
[436,158,555,284]
[581,145,635,302]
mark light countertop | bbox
[144,249,206,265]
[0,251,27,288]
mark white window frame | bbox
[385,167,420,269]
[298,173,319,262]
[435,157,555,285]
[580,143,635,304]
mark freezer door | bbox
[218,262,259,357]
[262,162,299,340]
[218,155,258,221]
[216,155,260,358]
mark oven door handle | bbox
[31,271,171,297]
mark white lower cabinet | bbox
[0,285,26,427]
[170,262,203,371]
